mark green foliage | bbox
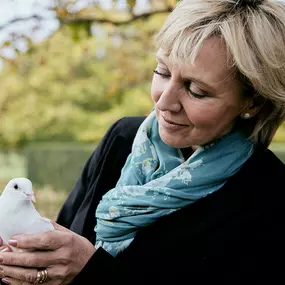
[0,151,26,181]
[0,12,167,148]
[0,0,284,149]
[272,127,285,143]
[25,143,96,192]
[67,22,92,42]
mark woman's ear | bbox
[241,94,265,119]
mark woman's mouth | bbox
[160,115,189,130]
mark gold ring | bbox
[34,269,48,284]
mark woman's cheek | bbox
[184,99,219,123]
[151,89,160,103]
[151,77,164,103]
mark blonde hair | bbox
[155,0,285,147]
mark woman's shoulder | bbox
[85,116,146,178]
[88,116,146,162]
[240,146,285,186]
[107,116,146,139]
[252,147,285,173]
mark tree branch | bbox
[0,7,172,34]
[58,8,173,26]
[0,15,53,32]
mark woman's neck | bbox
[180,147,194,160]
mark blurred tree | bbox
[0,0,177,58]
[0,0,284,150]
[0,2,170,147]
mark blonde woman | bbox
[1,0,285,284]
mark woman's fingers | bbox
[7,224,72,252]
[0,230,95,285]
[0,265,38,283]
[0,239,13,253]
[1,276,61,285]
[0,250,58,268]
[52,222,72,233]
[0,247,11,253]
[0,264,70,285]
[8,231,65,251]
[0,264,65,285]
[1,277,31,285]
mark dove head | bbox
[4,178,36,203]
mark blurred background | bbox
[0,0,175,220]
[0,0,285,221]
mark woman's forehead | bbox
[158,35,231,62]
[156,37,236,84]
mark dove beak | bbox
[27,193,36,203]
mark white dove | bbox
[0,177,55,251]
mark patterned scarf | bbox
[95,111,254,257]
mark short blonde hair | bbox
[156,0,285,147]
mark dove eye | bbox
[14,184,18,190]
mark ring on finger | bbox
[34,268,48,284]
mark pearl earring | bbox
[243,113,251,119]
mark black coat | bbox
[57,116,285,285]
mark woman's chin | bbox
[157,118,194,148]
[159,131,192,149]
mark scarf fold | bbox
[95,111,254,257]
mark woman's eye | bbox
[186,82,207,99]
[153,69,171,79]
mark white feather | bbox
[0,178,55,251]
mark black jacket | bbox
[57,116,285,284]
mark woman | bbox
[1,0,285,284]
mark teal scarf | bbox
[95,111,254,257]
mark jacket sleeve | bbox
[56,116,145,241]
[70,248,125,284]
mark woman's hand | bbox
[0,223,96,285]
[0,237,12,253]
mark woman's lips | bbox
[160,115,189,130]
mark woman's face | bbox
[151,36,249,148]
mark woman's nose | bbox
[156,81,182,112]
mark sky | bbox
[0,0,58,58]
[1,0,285,50]
[0,0,57,41]
[0,0,150,59]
